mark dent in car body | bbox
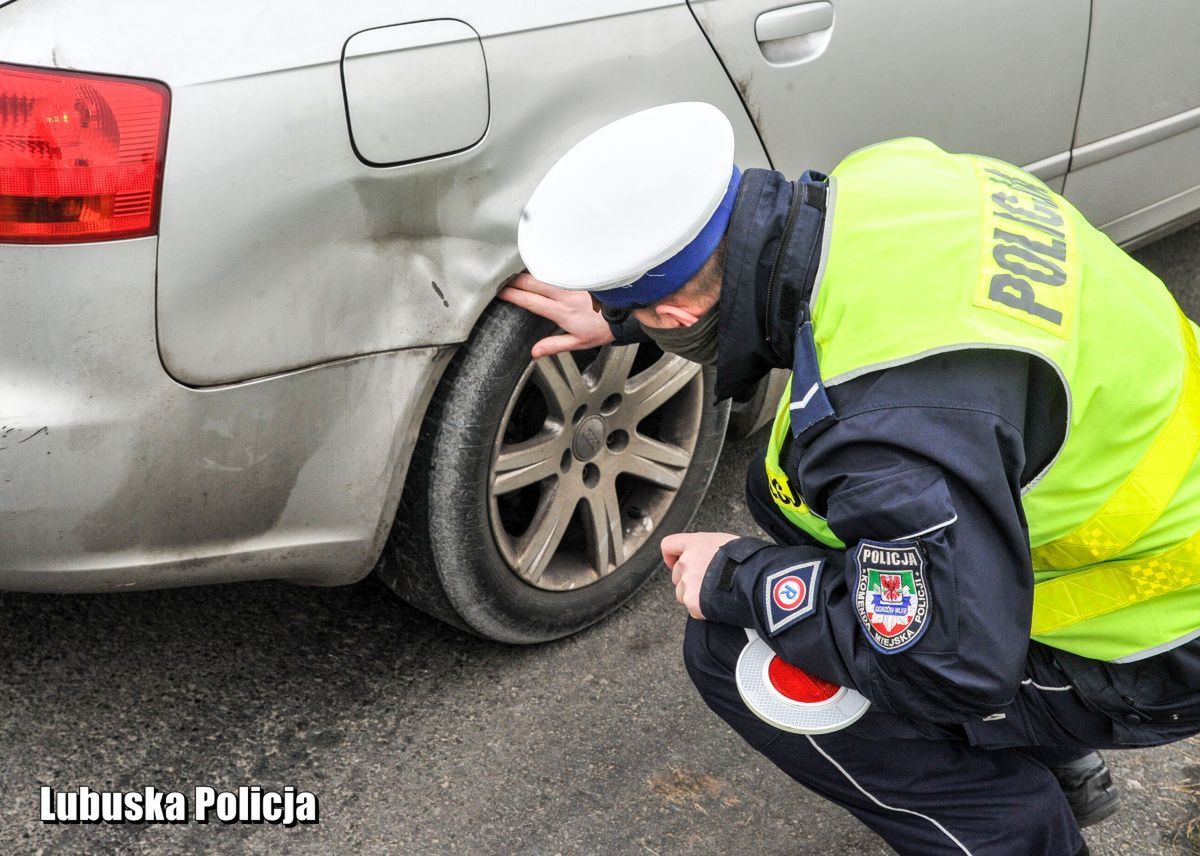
[1,0,768,386]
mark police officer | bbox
[503,102,1200,856]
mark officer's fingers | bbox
[511,272,575,299]
[531,334,586,359]
[674,580,686,605]
[660,533,688,570]
[681,575,704,619]
[670,557,686,586]
[497,285,562,322]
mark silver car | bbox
[3,0,1199,641]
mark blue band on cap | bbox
[594,166,742,309]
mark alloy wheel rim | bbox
[488,342,703,592]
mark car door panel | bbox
[1073,1,1200,146]
[688,0,1089,188]
[1064,0,1200,244]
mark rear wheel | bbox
[377,300,729,643]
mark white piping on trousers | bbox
[806,735,975,855]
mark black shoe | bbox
[1051,751,1120,828]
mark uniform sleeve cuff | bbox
[699,537,773,627]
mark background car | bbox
[2,0,1199,642]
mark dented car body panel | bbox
[0,0,770,590]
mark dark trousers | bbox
[680,455,1173,855]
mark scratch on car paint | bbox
[18,426,48,444]
[733,75,764,130]
[0,425,49,449]
[430,281,450,308]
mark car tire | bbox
[726,368,789,440]
[726,375,771,440]
[376,299,729,643]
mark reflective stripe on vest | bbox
[1031,525,1200,637]
[1031,312,1200,570]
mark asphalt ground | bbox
[4,224,1200,855]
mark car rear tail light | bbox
[0,63,169,243]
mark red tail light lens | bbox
[0,63,169,243]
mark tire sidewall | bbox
[424,301,728,643]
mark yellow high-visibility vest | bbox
[764,138,1200,662]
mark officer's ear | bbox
[653,302,703,328]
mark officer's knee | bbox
[682,618,743,698]
[683,619,789,752]
[682,617,716,684]
[743,450,774,525]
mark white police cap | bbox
[518,102,739,307]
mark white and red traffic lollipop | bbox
[735,629,871,734]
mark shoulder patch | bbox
[763,560,823,636]
[853,540,931,654]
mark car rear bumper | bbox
[0,239,448,592]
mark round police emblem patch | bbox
[853,540,931,654]
[735,630,870,734]
[771,575,806,611]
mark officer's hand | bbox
[661,532,739,620]
[497,273,616,359]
